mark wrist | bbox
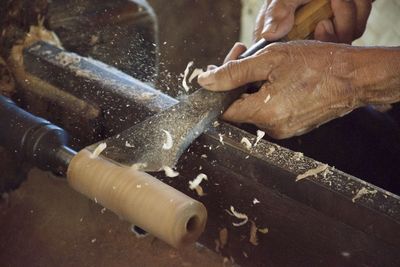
[350,46,400,105]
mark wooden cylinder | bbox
[67,149,207,248]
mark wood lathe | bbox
[1,0,399,266]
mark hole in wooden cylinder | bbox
[186,215,200,233]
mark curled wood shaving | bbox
[182,61,194,92]
[91,143,107,158]
[352,187,378,203]
[189,173,208,190]
[187,173,208,197]
[296,164,329,182]
[189,68,205,83]
[162,166,179,178]
[254,130,265,147]
[227,206,248,227]
[162,129,173,150]
[249,221,259,246]
[241,137,252,150]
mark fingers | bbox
[314,0,372,43]
[253,3,268,42]
[353,0,372,38]
[314,20,338,42]
[223,42,248,63]
[222,90,265,124]
[331,0,356,44]
[261,0,311,41]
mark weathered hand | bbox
[254,0,372,44]
[198,41,365,139]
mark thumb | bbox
[262,0,311,41]
[198,55,272,92]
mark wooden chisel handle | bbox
[67,149,207,248]
[239,0,332,59]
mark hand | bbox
[198,41,365,139]
[254,0,372,44]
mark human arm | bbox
[198,41,400,139]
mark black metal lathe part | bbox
[0,95,76,175]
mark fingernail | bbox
[263,21,278,34]
[197,71,212,85]
[322,20,335,35]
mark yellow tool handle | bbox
[285,0,332,40]
[67,149,207,248]
[239,0,332,58]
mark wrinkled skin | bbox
[198,41,400,139]
[255,0,372,44]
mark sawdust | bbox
[8,18,99,119]
[266,147,276,156]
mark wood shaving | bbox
[125,141,134,148]
[90,143,107,158]
[296,164,329,182]
[254,130,265,147]
[258,227,269,234]
[162,129,173,150]
[293,152,303,161]
[249,221,259,246]
[253,198,260,205]
[163,166,179,178]
[219,228,228,249]
[213,121,220,127]
[264,94,271,104]
[352,187,378,203]
[189,173,208,190]
[182,61,194,92]
[131,162,148,171]
[266,146,276,156]
[189,68,204,83]
[322,167,334,178]
[194,185,206,196]
[241,137,252,150]
[218,133,225,145]
[200,154,208,159]
[227,206,248,227]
